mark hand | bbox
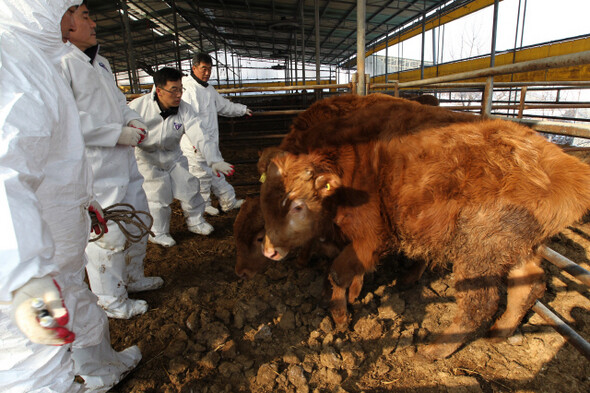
[211,161,235,177]
[11,276,75,346]
[88,200,108,236]
[128,119,148,144]
[117,126,144,147]
[245,108,253,117]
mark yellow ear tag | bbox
[325,183,331,191]
[259,173,267,183]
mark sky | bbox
[389,0,590,62]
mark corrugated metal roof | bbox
[87,0,475,76]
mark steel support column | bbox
[356,0,366,96]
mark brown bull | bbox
[236,94,470,279]
[260,115,590,360]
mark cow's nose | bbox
[263,247,280,260]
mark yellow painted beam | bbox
[365,0,500,59]
[372,36,590,85]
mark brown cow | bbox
[236,94,460,279]
[260,114,590,360]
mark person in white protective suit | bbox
[129,67,233,247]
[180,52,253,216]
[61,1,163,319]
[0,1,141,392]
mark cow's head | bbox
[233,197,268,279]
[260,152,341,261]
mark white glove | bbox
[128,119,146,132]
[11,276,75,346]
[211,161,235,177]
[117,126,144,147]
[245,108,253,117]
[88,200,108,236]
[128,119,148,144]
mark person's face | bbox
[156,80,183,109]
[60,6,77,43]
[69,5,97,51]
[192,62,212,82]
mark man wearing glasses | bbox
[129,67,233,247]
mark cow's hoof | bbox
[487,335,505,344]
[335,320,349,333]
[417,343,455,361]
[330,308,349,327]
[487,328,510,343]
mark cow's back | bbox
[375,119,590,263]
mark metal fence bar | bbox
[217,83,351,94]
[395,51,590,89]
[371,81,590,90]
[540,246,590,287]
[534,246,590,360]
[531,300,590,361]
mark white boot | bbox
[103,298,148,319]
[126,225,163,293]
[188,221,214,235]
[72,328,141,393]
[205,205,220,216]
[221,198,244,212]
[86,243,148,319]
[186,212,214,235]
[128,276,164,293]
[148,233,176,247]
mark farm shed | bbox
[81,1,590,391]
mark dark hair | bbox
[80,0,88,6]
[192,52,213,67]
[153,67,183,87]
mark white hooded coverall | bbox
[0,1,139,392]
[180,75,247,211]
[61,43,150,317]
[129,92,211,237]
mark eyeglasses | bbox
[159,86,184,96]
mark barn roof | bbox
[86,0,478,76]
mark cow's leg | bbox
[328,275,348,326]
[489,254,545,340]
[400,258,428,286]
[419,257,502,360]
[348,274,364,303]
[328,245,365,326]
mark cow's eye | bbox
[290,200,305,214]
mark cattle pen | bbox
[76,0,590,391]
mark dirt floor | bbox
[108,145,590,393]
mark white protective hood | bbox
[0,0,79,64]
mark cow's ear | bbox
[315,174,341,198]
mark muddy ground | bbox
[108,142,590,393]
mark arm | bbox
[181,104,224,166]
[211,88,248,117]
[0,83,57,303]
